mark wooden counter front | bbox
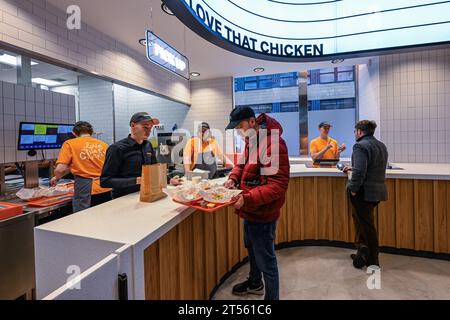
[144,177,450,300]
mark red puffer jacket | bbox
[229,113,290,223]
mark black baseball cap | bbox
[200,122,210,130]
[318,121,332,128]
[225,106,256,130]
[129,112,160,126]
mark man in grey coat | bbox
[343,120,388,269]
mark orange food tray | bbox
[172,198,237,213]
[0,202,24,221]
[27,193,73,207]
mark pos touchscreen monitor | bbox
[17,122,75,150]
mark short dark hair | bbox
[73,121,94,136]
[355,120,377,136]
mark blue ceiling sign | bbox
[163,0,450,62]
[146,30,190,79]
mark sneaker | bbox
[352,246,369,269]
[232,279,264,296]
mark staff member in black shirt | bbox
[100,112,159,198]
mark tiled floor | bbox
[212,246,450,300]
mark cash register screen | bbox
[17,122,74,150]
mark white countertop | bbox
[35,162,450,246]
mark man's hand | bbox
[50,177,59,187]
[136,177,142,185]
[169,177,183,186]
[233,194,244,210]
[351,192,356,196]
[324,143,333,151]
[338,144,346,152]
[224,179,236,189]
[343,166,353,174]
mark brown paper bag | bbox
[140,163,168,203]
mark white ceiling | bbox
[46,0,372,80]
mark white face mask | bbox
[201,130,211,141]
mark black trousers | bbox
[348,189,380,263]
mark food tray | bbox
[172,198,237,213]
[0,202,24,221]
[27,193,73,207]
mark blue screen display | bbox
[18,122,75,150]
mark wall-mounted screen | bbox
[17,122,75,150]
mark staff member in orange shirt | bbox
[183,122,233,179]
[310,121,346,160]
[51,121,111,212]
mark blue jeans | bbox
[244,220,279,300]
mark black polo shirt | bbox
[100,135,157,198]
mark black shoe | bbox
[232,279,264,296]
[350,253,357,260]
[352,246,369,269]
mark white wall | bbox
[182,78,233,136]
[0,0,190,104]
[78,76,114,144]
[307,109,356,158]
[358,57,381,139]
[113,84,189,141]
[0,80,76,163]
[379,48,450,163]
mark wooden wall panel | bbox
[377,179,396,247]
[414,180,434,252]
[215,209,228,285]
[316,177,333,240]
[226,207,240,269]
[303,177,317,239]
[395,179,415,249]
[203,213,217,295]
[178,214,195,299]
[192,212,206,300]
[331,177,349,242]
[286,178,303,242]
[158,227,179,299]
[144,241,160,300]
[433,181,448,253]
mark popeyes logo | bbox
[80,143,105,161]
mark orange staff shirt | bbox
[56,136,111,195]
[309,137,339,160]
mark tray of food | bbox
[164,182,242,213]
[27,194,73,207]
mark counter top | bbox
[35,163,450,247]
[290,163,450,180]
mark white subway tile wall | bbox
[379,48,450,163]
[0,80,76,163]
[0,0,190,105]
[182,78,233,137]
[78,76,114,145]
[113,83,189,141]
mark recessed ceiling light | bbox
[332,59,345,64]
[254,67,265,73]
[190,72,200,77]
[161,3,175,15]
[139,38,147,46]
[0,53,38,66]
[32,78,62,87]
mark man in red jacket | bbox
[224,106,290,300]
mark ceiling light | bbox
[161,3,174,15]
[32,78,62,87]
[139,38,147,46]
[332,59,345,64]
[0,53,38,66]
[254,67,265,73]
[190,72,200,77]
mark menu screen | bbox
[18,122,75,150]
